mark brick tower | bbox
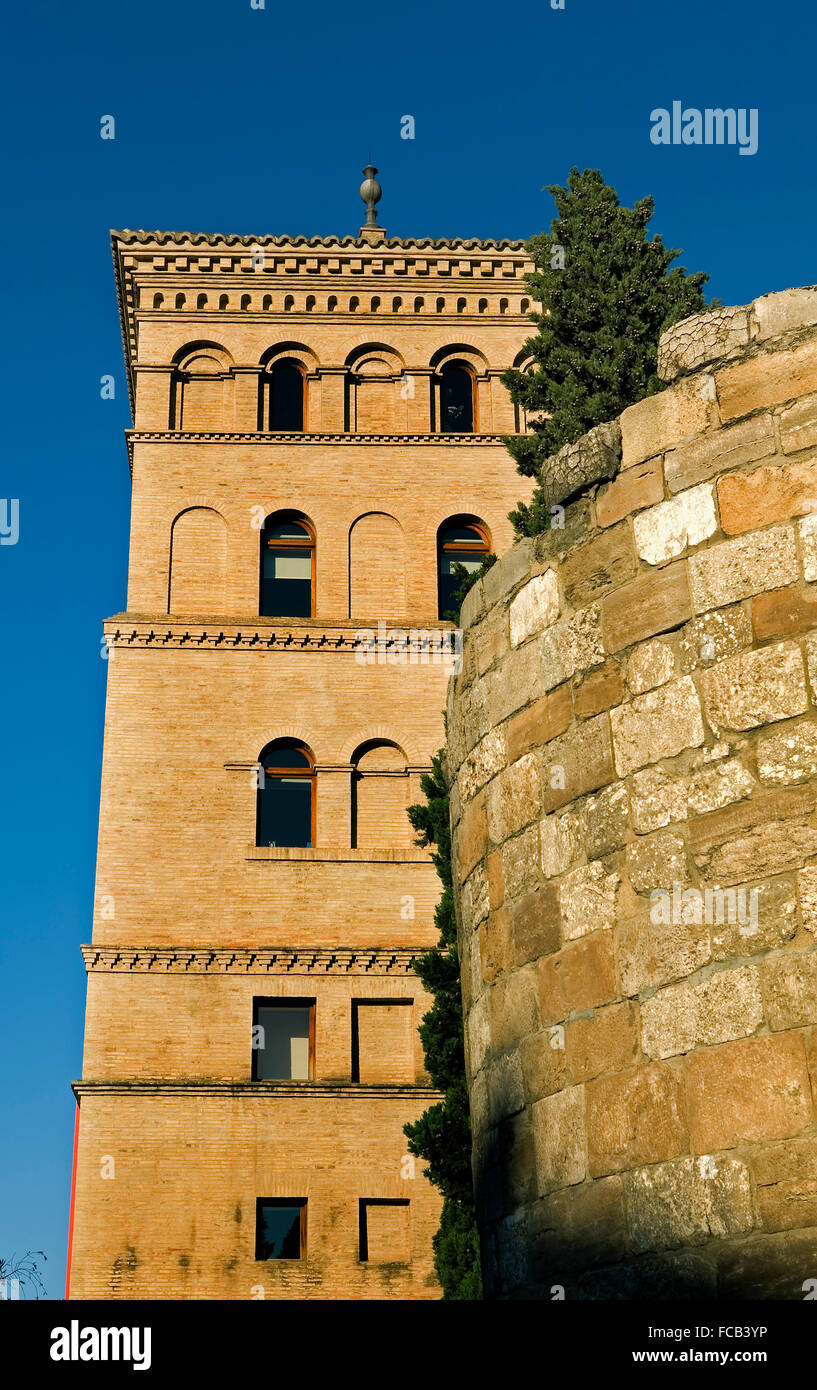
[68,173,533,1299]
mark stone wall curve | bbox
[447,285,817,1299]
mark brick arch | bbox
[168,506,227,615]
[256,729,324,764]
[339,727,419,766]
[348,512,407,618]
[428,343,489,373]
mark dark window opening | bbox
[256,740,315,848]
[253,998,315,1080]
[440,364,474,433]
[260,516,314,618]
[266,363,304,431]
[437,518,490,620]
[255,1199,307,1260]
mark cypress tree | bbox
[503,167,713,535]
[403,751,482,1299]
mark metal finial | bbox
[359,164,382,228]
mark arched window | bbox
[256,740,315,848]
[260,513,315,617]
[153,292,164,309]
[263,361,305,432]
[436,297,445,313]
[392,297,402,312]
[349,296,360,312]
[175,293,186,309]
[437,517,490,619]
[219,294,230,310]
[284,295,295,312]
[439,362,475,433]
[478,298,488,314]
[262,294,273,310]
[197,293,208,310]
[456,297,467,314]
[305,295,316,312]
[414,297,424,312]
[328,295,338,312]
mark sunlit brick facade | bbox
[68,185,533,1299]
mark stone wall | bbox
[447,286,817,1298]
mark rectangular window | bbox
[253,998,315,1080]
[359,1200,410,1263]
[351,1000,414,1083]
[255,1199,307,1260]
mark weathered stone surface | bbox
[512,884,562,966]
[627,639,676,695]
[479,907,513,984]
[540,605,604,692]
[717,1227,817,1299]
[542,713,615,812]
[616,905,711,995]
[460,862,489,928]
[458,726,507,802]
[679,603,753,672]
[498,1107,537,1212]
[586,1065,688,1176]
[688,786,817,884]
[533,1176,628,1273]
[610,675,705,776]
[798,516,817,582]
[779,392,817,455]
[501,822,541,902]
[465,992,491,1077]
[620,378,714,469]
[640,965,763,1059]
[509,569,560,647]
[538,932,618,1024]
[751,1134,817,1234]
[664,412,775,493]
[583,782,630,857]
[490,966,541,1054]
[565,1002,639,1084]
[532,1085,587,1195]
[455,788,488,884]
[540,418,622,510]
[633,483,718,564]
[560,523,636,608]
[751,585,817,640]
[506,684,572,763]
[709,877,797,960]
[757,721,817,785]
[686,1033,813,1151]
[762,952,817,1030]
[701,641,809,731]
[688,524,799,613]
[540,809,585,879]
[603,563,692,653]
[687,757,756,814]
[573,659,624,717]
[559,861,620,941]
[716,339,817,422]
[717,458,817,536]
[626,830,688,894]
[595,457,664,528]
[486,752,541,842]
[520,1027,568,1102]
[631,766,688,833]
[658,306,751,381]
[482,538,537,611]
[624,1156,753,1254]
[752,286,817,342]
[797,865,817,938]
[485,1052,526,1123]
[486,639,543,725]
[804,631,817,694]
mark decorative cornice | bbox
[101,617,460,652]
[113,228,528,251]
[125,430,511,470]
[73,1079,441,1099]
[245,846,432,864]
[81,945,422,975]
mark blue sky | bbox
[0,0,813,1297]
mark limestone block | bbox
[633,484,718,564]
[532,1085,587,1195]
[701,641,808,731]
[603,563,692,653]
[717,458,817,536]
[688,525,799,614]
[716,339,817,422]
[542,713,616,811]
[664,412,775,493]
[509,569,560,648]
[757,721,817,785]
[583,783,630,858]
[626,830,688,894]
[616,908,711,995]
[631,766,688,833]
[658,305,752,381]
[486,752,542,843]
[595,458,663,528]
[625,1156,753,1254]
[540,810,586,879]
[539,418,622,510]
[621,378,714,469]
[679,604,753,672]
[610,675,705,776]
[685,1033,812,1151]
[627,639,676,694]
[559,861,620,941]
[640,965,763,1059]
[586,1065,688,1176]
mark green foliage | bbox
[404,752,482,1298]
[441,554,498,624]
[503,167,713,535]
